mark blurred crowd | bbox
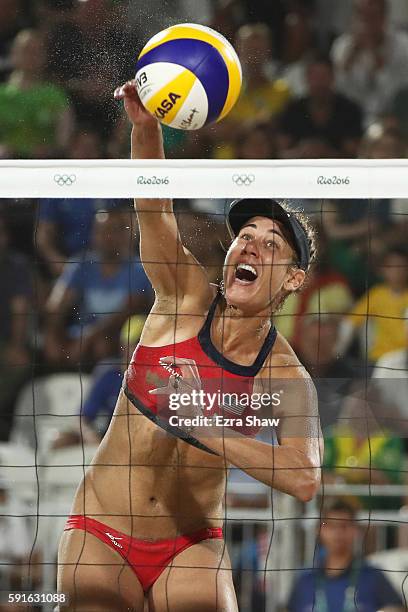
[1,0,408,609]
[0,0,408,160]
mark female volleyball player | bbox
[57,81,322,612]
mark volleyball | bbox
[135,24,242,130]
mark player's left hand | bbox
[149,356,204,419]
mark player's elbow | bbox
[296,468,320,502]
[297,481,319,502]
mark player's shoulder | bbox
[262,330,311,381]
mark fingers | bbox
[178,363,201,387]
[148,372,181,394]
[113,86,123,100]
[159,357,201,387]
[168,373,180,390]
[113,80,138,101]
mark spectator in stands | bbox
[359,121,406,158]
[287,500,404,611]
[210,0,249,42]
[289,316,359,431]
[51,314,146,449]
[323,395,405,509]
[282,2,315,65]
[211,0,287,57]
[331,0,408,125]
[36,127,112,278]
[0,0,28,83]
[0,215,32,441]
[371,308,408,441]
[36,193,95,278]
[315,0,353,51]
[0,480,39,601]
[235,523,270,610]
[235,121,279,159]
[47,0,136,137]
[44,204,152,367]
[281,136,338,159]
[276,225,353,346]
[0,29,73,158]
[232,22,290,122]
[127,0,213,40]
[280,1,317,98]
[372,310,408,380]
[278,55,363,158]
[322,199,391,295]
[337,246,408,363]
[205,23,290,158]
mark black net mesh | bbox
[0,197,407,611]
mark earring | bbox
[219,280,225,295]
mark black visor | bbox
[226,199,310,271]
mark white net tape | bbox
[1,159,408,198]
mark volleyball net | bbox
[0,160,407,611]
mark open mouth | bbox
[234,263,258,284]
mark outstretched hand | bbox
[114,80,159,128]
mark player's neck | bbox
[214,300,272,348]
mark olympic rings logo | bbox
[54,174,77,186]
[232,174,255,186]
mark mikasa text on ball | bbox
[135,24,242,130]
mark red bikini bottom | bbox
[64,515,223,593]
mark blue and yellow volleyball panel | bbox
[135,24,242,130]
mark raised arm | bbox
[114,81,210,303]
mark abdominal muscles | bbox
[73,392,226,539]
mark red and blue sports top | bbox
[124,294,277,454]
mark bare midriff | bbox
[70,390,226,541]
